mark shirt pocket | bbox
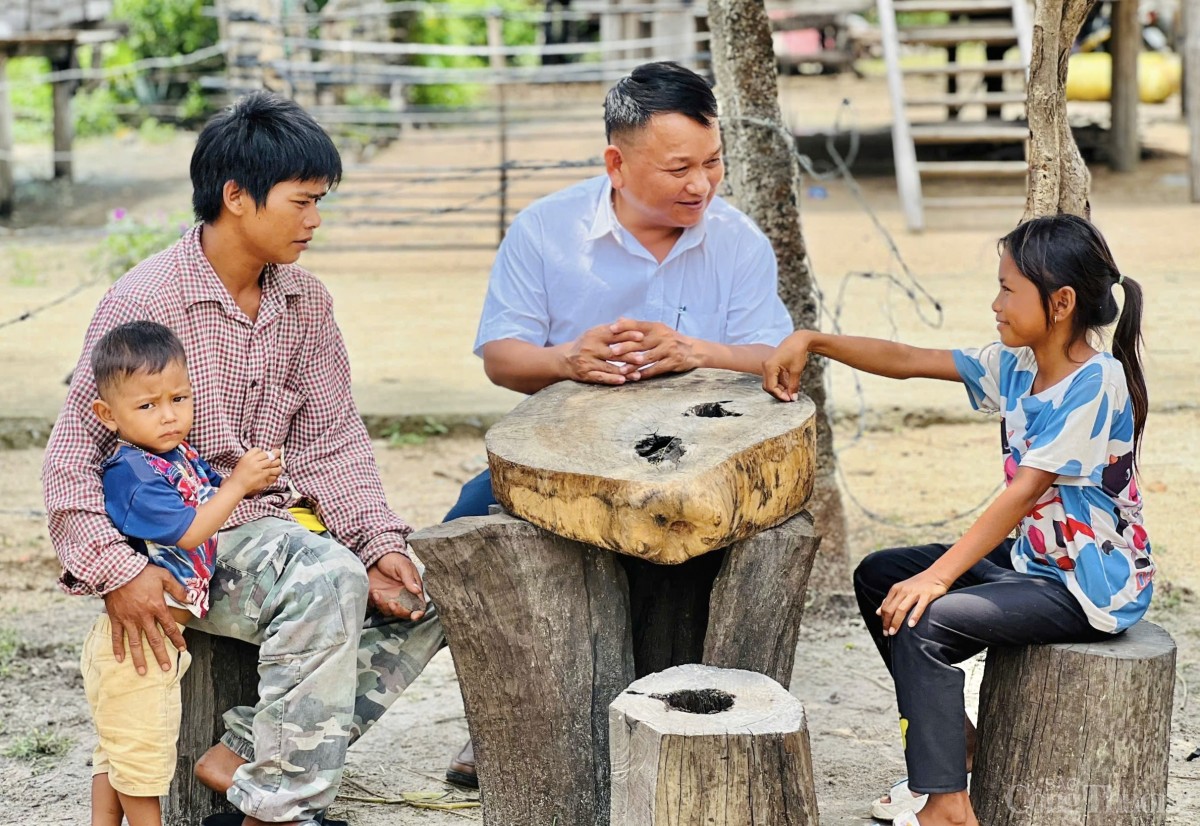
[675,308,727,342]
[256,385,306,449]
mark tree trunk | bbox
[706,0,849,593]
[1025,0,1097,219]
[972,621,1176,826]
[609,664,819,826]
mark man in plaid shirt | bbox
[43,92,444,826]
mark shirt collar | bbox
[176,224,305,312]
[584,177,710,256]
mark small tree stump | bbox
[410,511,819,826]
[972,621,1176,826]
[486,369,817,564]
[164,632,259,826]
[609,664,819,826]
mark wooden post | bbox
[1110,0,1140,172]
[0,52,14,216]
[50,50,76,181]
[412,514,636,826]
[164,632,260,826]
[609,664,819,825]
[1187,0,1200,201]
[971,621,1176,826]
[487,13,508,243]
[702,512,819,687]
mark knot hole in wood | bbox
[651,688,736,714]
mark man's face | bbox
[237,178,328,265]
[606,113,724,231]
[93,360,195,455]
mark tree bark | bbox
[706,0,849,593]
[166,633,260,826]
[1025,0,1097,219]
[413,514,636,826]
[972,621,1176,826]
[609,664,819,826]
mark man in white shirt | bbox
[444,60,794,787]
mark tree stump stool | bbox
[412,370,822,826]
[609,664,819,825]
[972,621,1176,826]
[164,631,259,826]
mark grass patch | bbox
[3,728,73,762]
[0,626,21,677]
[386,417,449,448]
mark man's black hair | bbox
[92,321,187,399]
[190,91,343,223]
[603,61,718,143]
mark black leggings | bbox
[852,541,1112,794]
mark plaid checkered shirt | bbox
[43,225,412,596]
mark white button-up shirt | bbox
[474,176,793,355]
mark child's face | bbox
[92,359,194,454]
[992,251,1049,348]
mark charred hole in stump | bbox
[635,433,685,465]
[652,688,735,715]
[685,401,742,418]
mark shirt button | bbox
[250,380,259,388]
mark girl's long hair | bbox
[1000,214,1147,457]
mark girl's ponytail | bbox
[1111,274,1148,459]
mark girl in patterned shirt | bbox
[762,214,1151,826]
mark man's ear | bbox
[604,144,625,190]
[92,398,119,433]
[222,180,248,217]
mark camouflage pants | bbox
[189,517,445,822]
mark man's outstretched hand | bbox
[368,552,427,621]
[102,566,190,675]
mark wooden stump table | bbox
[410,369,822,826]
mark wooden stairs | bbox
[876,0,1033,230]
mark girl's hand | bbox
[762,331,814,402]
[878,571,950,636]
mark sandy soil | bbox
[1,72,1199,824]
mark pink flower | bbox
[111,208,127,221]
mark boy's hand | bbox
[762,331,814,402]
[229,447,283,495]
[103,566,190,675]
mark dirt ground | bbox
[2,72,1200,824]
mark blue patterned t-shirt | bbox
[952,343,1153,632]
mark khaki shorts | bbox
[80,613,192,797]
